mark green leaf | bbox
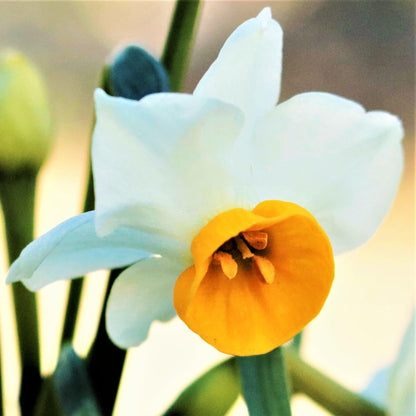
[284,347,386,416]
[163,358,240,416]
[238,347,292,416]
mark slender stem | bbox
[86,269,126,416]
[60,278,84,343]
[162,0,202,92]
[0,318,3,416]
[284,347,386,416]
[292,332,303,353]
[238,347,292,416]
[0,172,36,263]
[82,165,95,214]
[33,377,64,416]
[0,171,41,415]
[60,166,94,344]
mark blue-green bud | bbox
[105,45,170,100]
[0,50,53,175]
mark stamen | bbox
[253,255,275,284]
[242,231,268,250]
[212,251,238,279]
[235,236,254,259]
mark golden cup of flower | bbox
[0,50,53,174]
[7,8,403,356]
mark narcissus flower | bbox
[7,8,403,356]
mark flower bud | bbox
[0,50,53,175]
[103,45,170,100]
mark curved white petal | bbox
[388,311,415,416]
[252,92,404,254]
[194,7,283,123]
[363,311,415,416]
[106,256,186,348]
[362,367,391,408]
[6,212,151,291]
[93,89,244,244]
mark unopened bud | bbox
[103,45,170,100]
[0,50,53,175]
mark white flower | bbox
[7,8,403,356]
[363,311,415,416]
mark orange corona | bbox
[174,200,335,356]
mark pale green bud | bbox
[0,50,53,174]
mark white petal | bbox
[252,92,404,254]
[362,367,391,408]
[194,7,283,122]
[6,212,150,291]
[93,89,244,244]
[106,256,185,348]
[388,311,415,416]
[362,311,415,415]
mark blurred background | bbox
[0,1,414,415]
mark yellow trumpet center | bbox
[174,200,334,356]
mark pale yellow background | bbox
[0,1,414,415]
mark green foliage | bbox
[238,347,292,416]
[163,359,240,416]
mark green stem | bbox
[33,377,64,416]
[0,171,41,415]
[284,347,386,416]
[0,320,3,416]
[292,332,303,353]
[238,347,292,416]
[86,268,126,416]
[60,166,94,344]
[60,278,83,343]
[162,0,202,92]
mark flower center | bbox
[211,230,275,284]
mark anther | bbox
[212,251,238,279]
[242,231,268,250]
[253,255,275,284]
[235,236,254,259]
